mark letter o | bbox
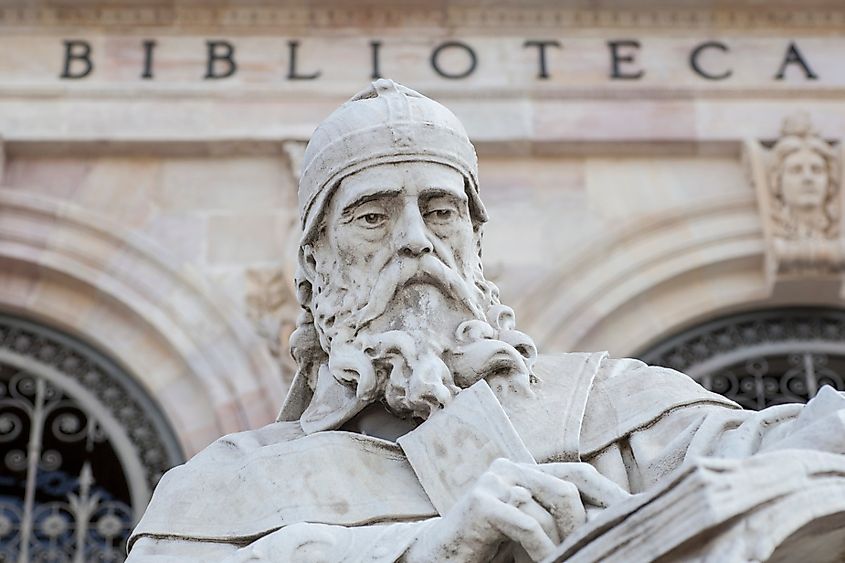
[430,41,477,79]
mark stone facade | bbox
[2,0,845,461]
[124,76,845,563]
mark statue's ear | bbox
[299,365,368,433]
[300,245,318,282]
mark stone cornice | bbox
[1,6,845,32]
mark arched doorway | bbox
[0,313,183,562]
[639,307,845,410]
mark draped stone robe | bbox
[126,353,845,562]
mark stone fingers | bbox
[506,486,561,546]
[538,462,631,508]
[480,472,560,547]
[487,459,587,545]
[510,471,586,541]
[477,491,557,562]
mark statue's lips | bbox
[397,272,451,296]
[355,257,485,330]
[357,272,476,336]
[388,272,479,318]
[799,185,823,194]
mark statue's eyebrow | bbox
[419,187,468,202]
[341,189,402,216]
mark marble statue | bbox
[746,113,845,278]
[127,80,845,562]
[768,113,839,241]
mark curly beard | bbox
[307,251,537,422]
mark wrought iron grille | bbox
[639,308,845,410]
[0,315,183,562]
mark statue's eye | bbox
[425,208,455,222]
[356,212,387,227]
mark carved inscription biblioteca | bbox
[57,38,821,83]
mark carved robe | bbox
[126,353,845,562]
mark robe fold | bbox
[128,353,836,562]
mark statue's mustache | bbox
[353,253,486,331]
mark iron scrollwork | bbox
[640,308,845,410]
[0,315,183,562]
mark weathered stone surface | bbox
[126,80,845,562]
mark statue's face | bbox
[300,160,535,424]
[780,148,828,210]
[325,161,474,294]
[320,161,485,341]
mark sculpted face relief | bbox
[281,79,538,432]
[780,148,828,211]
[306,161,536,423]
[323,162,481,332]
[764,114,841,242]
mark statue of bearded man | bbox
[127,81,845,563]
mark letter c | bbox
[689,41,732,81]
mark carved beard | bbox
[311,252,537,421]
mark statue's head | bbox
[769,113,840,236]
[779,147,828,211]
[280,80,537,433]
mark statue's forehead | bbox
[784,147,825,165]
[332,162,467,212]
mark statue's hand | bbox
[764,386,845,456]
[403,459,630,563]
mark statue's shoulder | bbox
[518,352,739,458]
[531,351,606,375]
[532,351,694,387]
[131,424,433,549]
[579,354,740,455]
[196,419,306,460]
[501,352,607,463]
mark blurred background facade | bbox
[1,0,844,559]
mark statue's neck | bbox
[789,206,828,235]
[340,403,418,442]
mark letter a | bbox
[774,42,818,80]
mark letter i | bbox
[141,40,156,79]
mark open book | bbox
[545,450,845,562]
[397,381,845,562]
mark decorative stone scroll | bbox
[0,313,184,562]
[744,113,845,282]
[245,267,298,379]
[243,143,305,380]
[282,140,308,182]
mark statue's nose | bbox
[396,205,434,257]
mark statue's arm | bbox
[129,458,629,563]
[127,520,437,563]
[584,367,845,494]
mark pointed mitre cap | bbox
[298,79,487,243]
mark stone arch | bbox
[0,189,285,456]
[517,194,840,358]
[637,307,845,410]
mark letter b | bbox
[60,40,93,79]
[205,40,237,79]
